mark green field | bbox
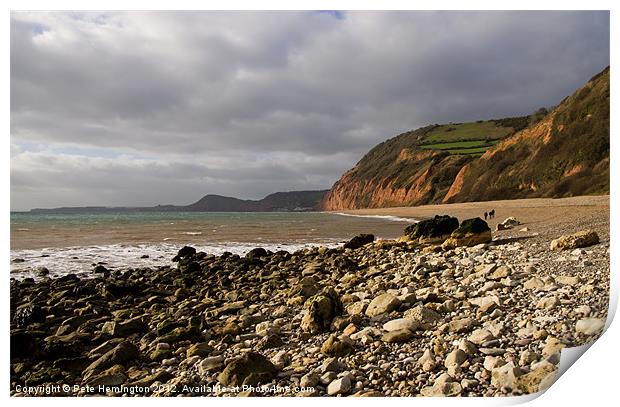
[445,146,491,155]
[421,121,514,144]
[419,139,499,150]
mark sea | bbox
[10,211,416,280]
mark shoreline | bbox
[10,201,610,397]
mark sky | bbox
[10,11,609,211]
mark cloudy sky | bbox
[10,11,609,211]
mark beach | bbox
[10,195,610,397]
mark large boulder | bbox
[217,352,277,387]
[301,287,343,334]
[496,217,521,231]
[550,230,599,250]
[442,218,491,250]
[404,215,459,244]
[343,234,375,250]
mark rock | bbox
[523,277,544,290]
[575,318,605,336]
[320,357,346,373]
[404,305,442,328]
[445,349,467,368]
[301,287,343,334]
[491,362,522,391]
[447,317,474,333]
[421,373,462,396]
[198,355,225,374]
[442,218,492,250]
[468,328,494,345]
[217,352,277,387]
[172,246,196,261]
[246,247,269,259]
[382,318,418,332]
[321,335,353,357]
[82,341,140,380]
[536,296,560,310]
[516,361,557,393]
[404,215,460,244]
[327,376,351,396]
[542,337,565,358]
[257,333,283,350]
[12,304,45,328]
[484,356,506,371]
[300,372,321,388]
[271,350,290,369]
[555,275,581,286]
[550,230,599,250]
[186,342,213,358]
[344,234,375,250]
[365,293,401,317]
[496,217,521,231]
[101,317,148,337]
[85,365,127,387]
[418,349,436,372]
[381,329,413,343]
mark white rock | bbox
[383,318,419,332]
[575,318,605,335]
[327,376,351,396]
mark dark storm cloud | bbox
[10,11,609,210]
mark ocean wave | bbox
[9,240,341,281]
[183,231,203,235]
[333,212,417,223]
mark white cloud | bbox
[10,11,610,210]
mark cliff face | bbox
[444,67,609,203]
[320,66,609,210]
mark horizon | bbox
[10,10,610,211]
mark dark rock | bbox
[10,329,38,359]
[246,247,270,259]
[172,246,196,262]
[344,234,375,250]
[404,215,459,241]
[218,352,277,387]
[37,267,50,276]
[93,265,109,274]
[12,304,45,328]
[82,340,140,380]
[451,217,491,237]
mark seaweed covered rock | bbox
[301,287,343,334]
[217,351,277,386]
[344,234,375,250]
[404,215,459,244]
[442,217,491,250]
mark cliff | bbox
[321,66,609,210]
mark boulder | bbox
[301,287,343,334]
[246,247,270,259]
[217,352,277,386]
[491,362,522,391]
[343,234,375,250]
[442,218,492,250]
[404,215,459,244]
[550,230,599,250]
[516,361,557,393]
[365,293,401,317]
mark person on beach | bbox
[484,212,488,220]
[489,209,495,219]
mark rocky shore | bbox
[10,215,609,397]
